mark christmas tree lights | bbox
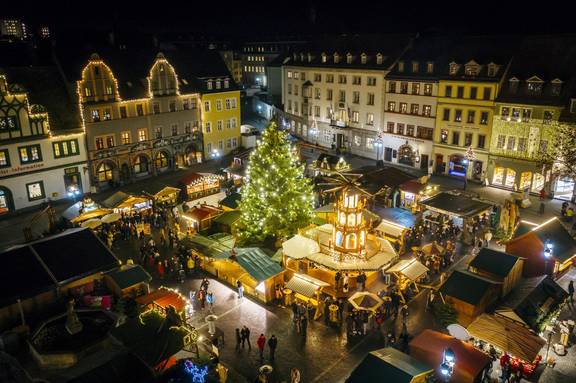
[237,122,313,242]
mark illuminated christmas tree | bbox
[238,122,314,242]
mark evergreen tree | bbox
[238,122,314,242]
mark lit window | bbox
[26,181,45,201]
[204,101,210,112]
[0,150,9,167]
[121,132,130,145]
[138,129,147,142]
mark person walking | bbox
[334,271,341,292]
[235,328,242,351]
[267,334,278,361]
[300,314,308,336]
[484,230,493,247]
[568,280,575,303]
[241,325,252,350]
[237,280,244,299]
[257,334,266,361]
[186,256,194,276]
[206,292,214,312]
[426,289,435,311]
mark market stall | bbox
[179,173,223,201]
[284,273,329,307]
[143,186,180,206]
[101,191,152,213]
[386,258,429,304]
[182,204,223,232]
[348,291,384,312]
[70,208,112,224]
[467,313,545,375]
[308,153,350,177]
[398,181,438,213]
[420,192,495,245]
[135,287,190,320]
[104,265,152,298]
[410,329,491,383]
[374,207,417,254]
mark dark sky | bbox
[4,0,576,37]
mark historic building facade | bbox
[77,53,204,191]
[281,41,411,158]
[433,59,509,182]
[383,57,438,172]
[0,70,90,214]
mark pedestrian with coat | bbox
[569,280,575,303]
[257,334,266,361]
[237,280,244,299]
[241,325,252,350]
[267,334,278,361]
[235,328,242,351]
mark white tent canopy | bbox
[387,258,429,281]
[282,234,321,259]
[375,220,408,238]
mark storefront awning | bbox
[285,274,328,298]
[387,258,428,281]
[467,314,545,363]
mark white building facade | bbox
[0,71,90,215]
[383,59,438,173]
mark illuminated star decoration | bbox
[184,360,208,383]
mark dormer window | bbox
[464,61,480,76]
[571,99,576,113]
[334,53,340,64]
[509,78,519,94]
[376,53,383,65]
[307,53,312,62]
[216,80,221,89]
[207,80,213,90]
[346,53,353,64]
[412,61,419,73]
[527,76,544,95]
[449,62,459,75]
[487,63,498,77]
[159,64,164,72]
[300,53,305,61]
[551,79,563,96]
[361,53,367,64]
[398,61,405,72]
[224,79,229,88]
[321,53,327,63]
[427,62,434,73]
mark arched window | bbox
[335,231,343,247]
[155,152,169,169]
[134,155,149,174]
[97,162,113,182]
[346,233,357,249]
[348,213,356,226]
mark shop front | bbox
[0,186,14,216]
[434,146,487,182]
[64,166,83,198]
[487,156,547,193]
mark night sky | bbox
[4,0,576,38]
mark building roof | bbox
[509,217,576,263]
[420,192,494,218]
[213,210,241,226]
[106,265,151,290]
[496,276,568,332]
[56,44,236,99]
[100,191,131,209]
[135,287,187,312]
[234,248,283,283]
[180,233,235,259]
[355,166,417,194]
[346,347,432,383]
[469,248,522,278]
[439,270,498,306]
[0,66,82,133]
[184,204,223,221]
[0,228,119,307]
[372,207,417,228]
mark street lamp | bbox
[440,348,455,382]
[544,238,553,276]
[309,120,319,146]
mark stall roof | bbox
[135,287,187,312]
[440,270,499,306]
[282,234,321,259]
[495,276,568,332]
[467,314,545,363]
[219,192,242,209]
[420,192,494,217]
[469,248,522,278]
[399,181,427,195]
[355,166,417,194]
[285,274,329,298]
[373,207,417,228]
[346,347,433,383]
[306,250,396,272]
[142,185,180,197]
[181,233,235,259]
[179,172,221,185]
[213,210,242,226]
[513,220,538,238]
[101,191,130,209]
[0,228,119,307]
[70,208,112,223]
[116,196,151,210]
[410,330,491,383]
[388,259,429,281]
[508,217,576,263]
[234,248,283,283]
[106,265,152,290]
[184,204,223,221]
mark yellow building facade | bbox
[200,89,241,158]
[433,65,502,182]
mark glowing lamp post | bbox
[462,146,475,191]
[544,238,553,276]
[375,133,384,166]
[440,347,455,382]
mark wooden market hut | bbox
[468,248,524,297]
[208,248,284,303]
[104,265,152,298]
[101,191,151,212]
[178,172,223,200]
[374,207,417,254]
[467,314,546,363]
[135,287,188,318]
[386,258,429,303]
[308,153,350,176]
[397,180,437,212]
[182,204,223,231]
[284,273,330,306]
[505,217,576,279]
[219,192,241,211]
[410,330,491,383]
[0,228,120,330]
[439,270,500,326]
[212,210,241,235]
[346,347,433,383]
[142,185,180,206]
[494,275,568,333]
